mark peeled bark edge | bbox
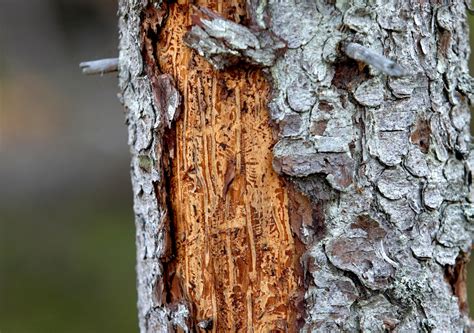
[119,1,187,331]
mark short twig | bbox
[79,58,119,75]
[377,240,399,268]
[343,42,408,77]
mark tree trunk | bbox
[118,0,474,332]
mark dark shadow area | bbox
[467,13,474,317]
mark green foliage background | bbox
[0,1,138,331]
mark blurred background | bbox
[0,1,472,332]
[0,0,137,332]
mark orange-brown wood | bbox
[159,1,303,331]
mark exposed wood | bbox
[159,2,303,331]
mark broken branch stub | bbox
[79,58,118,75]
[343,42,409,77]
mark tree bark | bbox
[118,0,474,332]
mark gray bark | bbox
[118,2,184,331]
[118,0,474,331]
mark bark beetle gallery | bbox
[118,1,474,332]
